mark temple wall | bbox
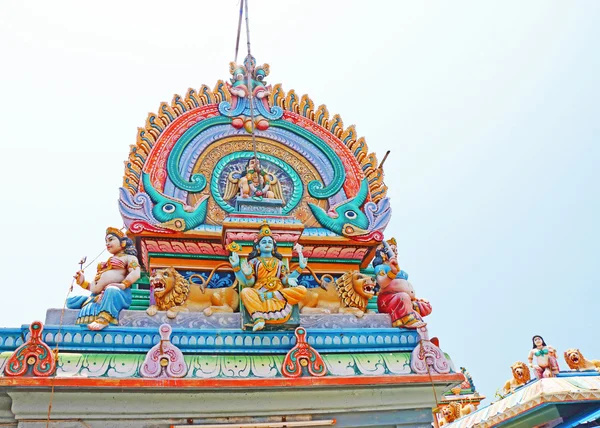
[3,385,446,428]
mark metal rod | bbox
[378,150,390,169]
[234,0,244,63]
[243,0,259,164]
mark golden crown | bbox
[257,223,272,240]
[105,227,126,239]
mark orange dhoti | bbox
[241,279,307,324]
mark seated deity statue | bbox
[68,227,141,331]
[223,158,284,201]
[229,223,307,331]
[375,257,431,329]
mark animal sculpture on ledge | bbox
[502,361,531,395]
[68,228,141,330]
[229,223,307,331]
[564,348,600,372]
[528,335,560,379]
[439,402,476,426]
[299,271,377,317]
[146,267,239,319]
[308,178,391,240]
[375,257,431,329]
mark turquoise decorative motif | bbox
[270,120,346,200]
[309,178,370,236]
[218,55,283,120]
[142,173,208,231]
[0,325,421,354]
[166,116,231,193]
[0,351,414,379]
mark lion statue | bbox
[299,271,376,317]
[146,267,239,319]
[438,402,475,425]
[564,348,600,372]
[502,361,531,395]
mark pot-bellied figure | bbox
[229,223,307,331]
[68,227,141,330]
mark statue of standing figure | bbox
[229,223,307,331]
[68,227,141,330]
[528,335,560,378]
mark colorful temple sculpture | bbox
[434,367,485,427]
[0,56,465,427]
[441,339,600,428]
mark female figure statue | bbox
[67,227,141,330]
[528,335,560,378]
[229,223,307,331]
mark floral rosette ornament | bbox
[227,242,242,252]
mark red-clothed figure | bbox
[376,258,431,329]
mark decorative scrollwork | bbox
[271,120,346,200]
[123,65,387,204]
[282,327,327,378]
[4,321,56,377]
[410,328,450,375]
[140,324,187,378]
[122,82,230,194]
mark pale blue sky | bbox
[0,1,598,404]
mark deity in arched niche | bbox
[223,158,284,201]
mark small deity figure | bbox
[224,158,284,201]
[460,366,476,391]
[372,237,397,268]
[375,257,431,329]
[67,227,141,330]
[528,335,560,379]
[228,55,270,99]
[229,223,307,331]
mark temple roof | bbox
[445,373,600,428]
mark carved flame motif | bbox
[410,328,451,375]
[4,321,56,377]
[140,324,187,378]
[282,327,327,378]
